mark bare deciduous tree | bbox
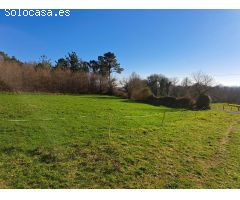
[123,72,147,99]
[181,77,192,87]
[191,71,214,95]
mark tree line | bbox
[120,71,214,109]
[0,51,123,94]
[0,51,240,108]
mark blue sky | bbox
[0,10,240,86]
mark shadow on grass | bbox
[118,99,189,113]
[119,98,212,112]
[77,95,121,100]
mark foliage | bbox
[147,74,171,97]
[55,58,68,69]
[157,96,177,107]
[0,60,107,94]
[98,52,123,93]
[36,55,52,69]
[131,87,152,101]
[2,50,240,105]
[0,51,124,95]
[175,97,194,109]
[66,52,88,72]
[0,79,12,91]
[195,94,211,110]
[123,73,146,99]
[98,52,123,78]
[0,51,22,64]
[209,86,240,104]
[146,96,193,109]
[113,89,128,98]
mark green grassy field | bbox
[0,93,240,188]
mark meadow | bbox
[0,93,240,188]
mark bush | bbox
[146,96,177,106]
[175,97,194,109]
[195,94,211,110]
[124,73,147,99]
[157,96,177,107]
[145,95,159,105]
[0,79,12,91]
[131,87,152,101]
[146,96,193,109]
[114,89,128,98]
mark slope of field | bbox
[0,93,240,188]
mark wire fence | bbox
[211,103,240,113]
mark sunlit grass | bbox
[0,93,239,188]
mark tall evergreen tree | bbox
[89,60,100,73]
[55,58,68,69]
[101,52,123,80]
[66,52,80,71]
[66,52,89,72]
[97,52,123,93]
[79,61,90,72]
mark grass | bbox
[0,92,240,188]
[211,103,240,112]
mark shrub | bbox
[157,96,177,107]
[145,95,158,105]
[131,87,152,101]
[175,97,194,109]
[146,96,177,107]
[124,73,147,99]
[195,94,211,110]
[114,89,128,98]
[146,96,193,109]
[0,79,12,91]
